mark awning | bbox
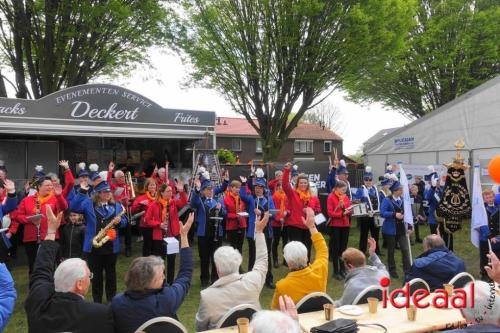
[0,84,215,139]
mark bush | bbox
[217,148,236,164]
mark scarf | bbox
[296,189,311,205]
[158,197,170,225]
[35,192,54,214]
[274,189,286,215]
[145,191,156,203]
[228,191,241,213]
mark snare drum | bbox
[351,204,368,217]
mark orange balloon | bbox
[488,156,500,183]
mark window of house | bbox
[324,141,332,153]
[294,140,313,153]
[256,139,262,153]
[231,138,242,151]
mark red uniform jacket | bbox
[11,193,68,242]
[223,194,247,231]
[327,191,352,227]
[107,172,133,206]
[272,191,289,227]
[282,168,309,230]
[268,178,279,194]
[150,170,177,195]
[144,192,187,240]
[130,193,156,228]
[62,169,75,198]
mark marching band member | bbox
[268,170,282,194]
[327,180,353,280]
[144,181,187,285]
[130,178,157,256]
[151,162,176,194]
[282,162,315,256]
[69,181,127,303]
[12,175,67,276]
[190,174,227,287]
[0,180,17,264]
[223,180,247,254]
[410,184,425,244]
[424,168,444,235]
[240,169,276,289]
[108,162,133,257]
[354,166,381,255]
[380,180,412,279]
[480,189,500,280]
[46,160,75,199]
[272,182,288,268]
[66,162,92,203]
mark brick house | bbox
[215,116,343,162]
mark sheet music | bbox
[164,237,180,254]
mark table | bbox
[206,293,466,333]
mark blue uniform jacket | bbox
[0,194,17,221]
[239,185,275,239]
[111,247,193,333]
[326,167,336,193]
[354,186,380,210]
[190,185,227,237]
[380,196,407,236]
[404,246,466,291]
[424,186,444,225]
[69,191,127,253]
[480,204,499,242]
[0,263,16,332]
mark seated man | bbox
[444,281,500,332]
[404,234,466,291]
[111,213,194,333]
[0,263,16,331]
[271,207,328,309]
[195,213,270,331]
[25,206,114,333]
[334,238,389,306]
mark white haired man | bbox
[195,212,270,331]
[25,205,113,333]
[271,207,328,309]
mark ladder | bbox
[187,150,222,198]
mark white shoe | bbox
[136,236,143,242]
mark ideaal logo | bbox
[379,277,474,309]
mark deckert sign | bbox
[0,84,215,138]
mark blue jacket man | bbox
[424,183,444,226]
[404,234,466,291]
[0,263,16,331]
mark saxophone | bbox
[92,210,125,248]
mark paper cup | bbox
[323,303,335,321]
[443,284,453,296]
[237,318,249,333]
[406,305,417,321]
[367,297,379,314]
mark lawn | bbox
[4,221,480,333]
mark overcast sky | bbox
[112,49,410,155]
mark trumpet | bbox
[126,171,136,199]
[92,210,125,248]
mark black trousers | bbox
[439,223,454,251]
[25,241,39,276]
[226,229,245,254]
[287,226,312,261]
[272,226,288,264]
[358,216,380,255]
[329,227,349,274]
[247,237,256,272]
[86,252,117,303]
[384,234,411,274]
[429,223,438,234]
[152,239,177,285]
[247,236,273,284]
[142,227,154,257]
[120,222,132,252]
[198,236,221,284]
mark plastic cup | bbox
[406,305,417,321]
[324,303,335,321]
[443,284,453,296]
[367,297,379,314]
[237,317,249,333]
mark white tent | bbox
[363,75,500,186]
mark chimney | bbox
[217,117,221,125]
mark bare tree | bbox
[301,102,345,135]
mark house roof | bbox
[215,117,342,141]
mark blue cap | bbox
[390,181,402,192]
[90,171,101,182]
[254,177,267,188]
[94,181,111,192]
[78,168,89,178]
[363,166,373,180]
[291,165,299,177]
[337,160,348,175]
[380,178,391,186]
[201,179,213,191]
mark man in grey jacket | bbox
[334,238,389,306]
[195,213,270,331]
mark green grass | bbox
[4,222,480,333]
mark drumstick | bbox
[488,239,493,253]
